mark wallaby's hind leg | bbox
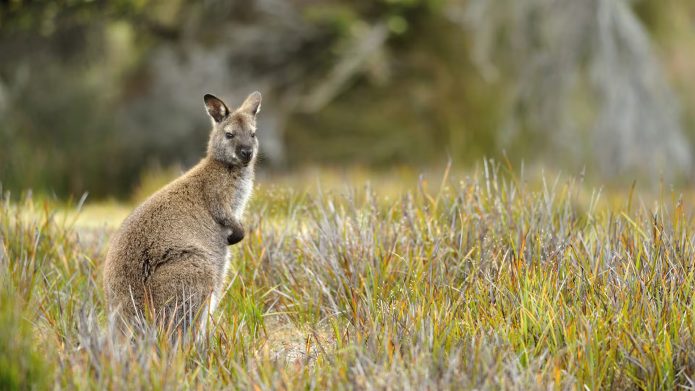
[145,257,217,336]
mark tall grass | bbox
[2,163,695,389]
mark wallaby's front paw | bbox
[227,225,245,245]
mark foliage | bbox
[2,0,695,198]
[0,287,53,390]
[2,165,695,388]
[0,192,63,390]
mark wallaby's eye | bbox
[225,132,234,139]
[251,133,256,138]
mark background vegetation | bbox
[2,0,695,198]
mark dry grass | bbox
[2,161,695,389]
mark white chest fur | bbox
[232,176,253,220]
[213,170,253,313]
[232,173,253,220]
[209,169,253,317]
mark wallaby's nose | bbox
[238,147,253,163]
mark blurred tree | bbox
[460,0,692,179]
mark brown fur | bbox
[103,92,262,332]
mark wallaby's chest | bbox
[230,174,253,219]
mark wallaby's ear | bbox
[239,91,262,116]
[204,94,230,123]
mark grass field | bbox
[2,162,695,389]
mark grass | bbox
[2,161,695,389]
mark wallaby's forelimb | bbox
[224,218,245,245]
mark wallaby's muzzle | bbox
[237,146,253,165]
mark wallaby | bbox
[103,91,261,333]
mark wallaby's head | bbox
[204,91,262,168]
